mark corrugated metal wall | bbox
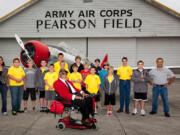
[1,37,180,67]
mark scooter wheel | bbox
[56,122,65,130]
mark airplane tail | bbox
[100,54,108,68]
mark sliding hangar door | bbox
[0,37,180,68]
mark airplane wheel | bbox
[56,122,65,130]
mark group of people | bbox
[0,53,175,119]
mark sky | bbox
[154,0,180,13]
[0,0,180,19]
[0,0,31,19]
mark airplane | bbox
[15,33,108,69]
[15,34,180,79]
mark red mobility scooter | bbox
[50,93,97,130]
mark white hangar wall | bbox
[1,37,180,68]
[0,0,180,67]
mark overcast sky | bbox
[155,0,180,13]
[0,0,30,18]
[0,0,180,19]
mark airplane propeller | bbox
[15,33,37,68]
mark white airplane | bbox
[15,34,180,78]
[15,33,108,68]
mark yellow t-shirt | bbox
[69,72,82,89]
[85,74,101,94]
[54,61,69,74]
[8,66,25,86]
[117,66,133,80]
[41,67,47,73]
[108,75,114,83]
[44,72,58,91]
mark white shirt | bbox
[59,78,83,100]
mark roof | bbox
[152,0,180,16]
[143,0,180,18]
[0,0,39,23]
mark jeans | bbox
[119,80,131,111]
[0,84,8,113]
[152,86,169,113]
[9,85,23,111]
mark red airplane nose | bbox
[20,40,50,68]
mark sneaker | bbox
[32,107,35,111]
[17,109,24,113]
[105,111,110,116]
[40,107,44,112]
[24,107,28,113]
[12,111,17,116]
[43,107,48,112]
[149,111,157,115]
[125,110,130,114]
[141,110,146,116]
[117,109,123,113]
[45,107,49,113]
[164,112,170,117]
[2,112,8,116]
[94,109,98,114]
[109,111,113,116]
[132,109,137,115]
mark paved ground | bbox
[0,79,180,135]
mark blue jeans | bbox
[0,84,8,113]
[9,85,23,111]
[119,80,131,111]
[152,86,169,113]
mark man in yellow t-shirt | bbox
[44,64,58,110]
[54,53,68,74]
[117,57,133,114]
[8,58,25,115]
[85,66,101,114]
[69,64,82,89]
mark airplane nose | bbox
[20,40,49,68]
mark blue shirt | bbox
[99,69,108,89]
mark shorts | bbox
[95,91,100,102]
[133,92,147,101]
[85,90,100,102]
[45,91,56,100]
[39,91,45,98]
[104,93,115,105]
[23,88,36,101]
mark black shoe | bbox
[117,109,123,113]
[40,107,44,112]
[45,108,49,113]
[125,110,130,114]
[32,107,35,111]
[149,111,157,115]
[12,111,17,116]
[164,112,170,117]
[17,109,24,113]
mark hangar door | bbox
[88,38,137,68]
[0,39,22,66]
[136,37,180,67]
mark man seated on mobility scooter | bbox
[53,69,96,129]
